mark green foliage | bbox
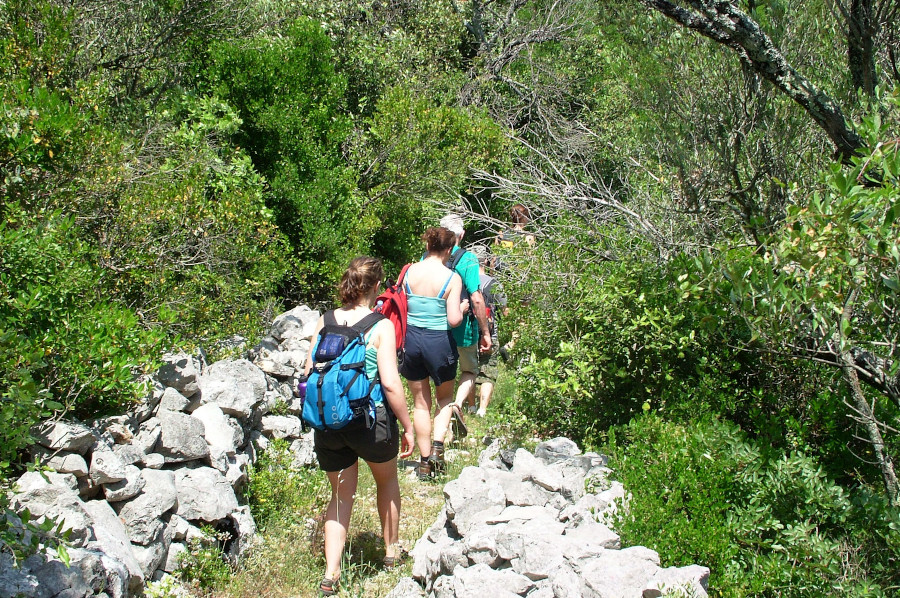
[607,414,900,596]
[205,20,365,302]
[352,86,509,269]
[0,207,165,415]
[509,250,764,444]
[246,440,328,532]
[178,527,232,591]
[99,95,290,342]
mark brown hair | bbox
[339,256,384,305]
[422,227,456,253]
[510,203,531,225]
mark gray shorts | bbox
[475,350,499,384]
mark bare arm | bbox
[470,290,492,351]
[302,315,325,377]
[374,320,414,458]
[446,274,464,328]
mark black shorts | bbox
[314,404,399,472]
[399,325,458,385]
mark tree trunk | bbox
[639,0,866,160]
[840,356,900,506]
[847,0,878,96]
[839,288,900,506]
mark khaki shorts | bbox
[458,344,479,375]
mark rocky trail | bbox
[2,306,709,598]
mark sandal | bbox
[450,404,468,438]
[319,575,339,596]
[383,550,407,569]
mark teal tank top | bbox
[364,330,382,405]
[405,273,454,330]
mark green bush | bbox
[178,527,232,591]
[0,207,165,416]
[606,414,900,596]
[205,20,366,303]
[245,440,328,532]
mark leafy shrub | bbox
[606,414,899,596]
[0,207,165,416]
[246,440,328,532]
[205,20,365,303]
[508,252,755,443]
[178,528,232,591]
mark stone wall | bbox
[386,438,710,598]
[1,306,321,598]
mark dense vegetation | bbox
[2,0,900,594]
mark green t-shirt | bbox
[449,246,481,347]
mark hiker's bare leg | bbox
[479,381,494,416]
[454,371,476,410]
[432,379,456,443]
[367,458,401,558]
[466,380,477,411]
[324,463,358,580]
[409,379,433,458]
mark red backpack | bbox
[374,263,411,351]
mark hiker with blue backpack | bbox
[300,257,414,597]
[398,226,464,479]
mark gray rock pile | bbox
[389,438,710,598]
[2,306,321,598]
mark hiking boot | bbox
[417,458,433,480]
[430,445,446,475]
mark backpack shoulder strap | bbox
[446,248,467,271]
[352,312,385,337]
[323,310,337,327]
[397,263,411,287]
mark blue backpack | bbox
[302,311,385,431]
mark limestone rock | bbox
[131,525,172,578]
[534,437,581,462]
[132,417,162,454]
[32,420,94,454]
[103,464,145,502]
[290,433,317,468]
[643,564,710,598]
[156,410,209,463]
[159,387,191,412]
[90,449,127,484]
[452,563,535,597]
[227,505,258,561]
[192,403,244,453]
[157,352,200,397]
[173,467,238,522]
[269,305,319,342]
[15,470,79,494]
[260,415,302,439]
[443,466,507,536]
[82,500,144,588]
[163,542,187,573]
[384,577,425,598]
[115,470,177,545]
[10,479,95,547]
[197,359,267,419]
[35,450,89,477]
